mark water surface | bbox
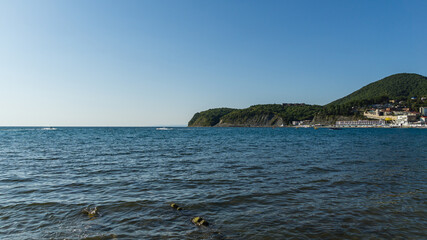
[0,127,425,239]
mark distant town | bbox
[292,97,427,128]
[189,73,427,128]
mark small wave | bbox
[329,180,375,187]
[241,165,265,171]
[0,128,37,132]
[297,185,319,191]
[100,200,156,212]
[41,127,57,130]
[156,127,173,131]
[306,166,338,174]
[309,179,330,183]
[80,234,118,240]
[0,177,34,183]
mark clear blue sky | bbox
[0,0,426,126]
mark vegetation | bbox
[189,104,322,126]
[407,97,427,111]
[188,73,427,126]
[320,95,390,116]
[322,73,427,115]
[220,104,322,125]
[188,108,236,127]
[329,73,427,105]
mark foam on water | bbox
[41,127,57,130]
[156,127,173,131]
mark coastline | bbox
[189,125,427,128]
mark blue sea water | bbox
[0,127,426,239]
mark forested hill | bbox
[218,104,322,127]
[188,73,427,127]
[328,73,427,106]
[188,104,322,127]
[188,108,236,127]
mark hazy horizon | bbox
[1,0,426,126]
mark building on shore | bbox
[420,107,427,116]
[292,120,311,126]
[396,115,418,126]
[336,120,385,127]
[364,107,421,122]
[363,111,397,121]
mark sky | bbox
[0,0,426,126]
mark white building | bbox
[396,115,417,126]
[336,120,385,126]
[396,115,407,125]
[420,107,427,116]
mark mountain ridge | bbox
[188,73,427,127]
[328,73,427,106]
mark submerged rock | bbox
[192,216,209,226]
[170,203,183,210]
[82,206,99,219]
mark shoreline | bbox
[295,125,427,129]
[189,125,427,128]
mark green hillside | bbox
[220,104,322,125]
[188,73,427,126]
[329,73,427,106]
[188,104,322,127]
[188,108,236,127]
[321,73,427,116]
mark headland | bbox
[189,73,427,128]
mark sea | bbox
[0,127,425,239]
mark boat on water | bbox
[328,127,342,130]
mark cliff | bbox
[216,113,284,127]
[188,108,236,127]
[189,104,321,127]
